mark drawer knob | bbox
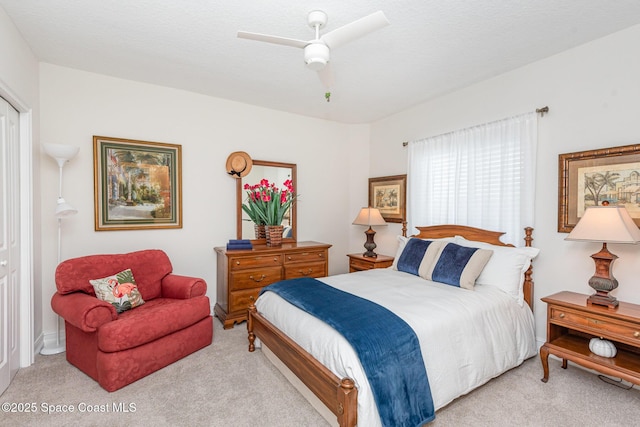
[236,261,240,265]
[287,256,292,260]
[249,274,267,282]
[559,313,565,318]
[299,269,313,276]
[634,331,640,338]
[249,295,255,302]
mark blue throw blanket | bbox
[261,278,435,427]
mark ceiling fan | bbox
[237,10,390,89]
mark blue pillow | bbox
[396,238,435,276]
[429,243,493,289]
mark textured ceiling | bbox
[2,0,640,123]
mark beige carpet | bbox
[1,319,639,427]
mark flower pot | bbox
[266,225,284,247]
[254,224,266,239]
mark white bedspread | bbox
[255,268,536,427]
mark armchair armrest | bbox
[51,292,117,333]
[161,274,207,299]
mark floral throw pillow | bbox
[89,269,145,313]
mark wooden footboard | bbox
[248,305,357,427]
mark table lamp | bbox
[565,204,640,308]
[352,207,387,258]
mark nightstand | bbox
[347,253,394,272]
[540,291,640,385]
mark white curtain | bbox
[407,112,537,245]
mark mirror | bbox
[237,160,297,243]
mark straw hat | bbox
[225,151,253,178]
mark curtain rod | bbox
[536,106,549,116]
[402,106,549,147]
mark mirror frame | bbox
[236,160,297,244]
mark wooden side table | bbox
[540,291,640,385]
[347,253,394,273]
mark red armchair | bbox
[51,249,213,392]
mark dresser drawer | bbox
[284,250,326,264]
[229,288,262,313]
[550,306,640,346]
[229,254,282,270]
[284,262,326,279]
[230,266,283,290]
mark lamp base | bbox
[362,226,378,258]
[587,242,619,309]
[40,316,66,355]
[587,292,619,309]
[40,341,66,355]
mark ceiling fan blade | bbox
[237,31,309,49]
[317,63,334,89]
[320,11,389,49]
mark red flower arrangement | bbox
[242,178,297,226]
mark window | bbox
[407,112,537,245]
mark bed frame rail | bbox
[248,305,357,427]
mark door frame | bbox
[0,79,35,367]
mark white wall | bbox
[370,24,640,343]
[10,6,640,352]
[0,6,42,361]
[38,63,369,336]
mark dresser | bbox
[540,291,640,385]
[214,241,331,329]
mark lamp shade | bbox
[55,197,78,217]
[352,207,387,226]
[43,143,80,167]
[566,206,640,243]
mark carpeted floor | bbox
[1,318,639,426]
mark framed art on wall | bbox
[558,143,640,232]
[93,136,182,231]
[368,175,406,223]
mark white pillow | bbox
[422,242,493,290]
[453,236,540,306]
[392,235,455,270]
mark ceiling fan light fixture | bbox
[304,43,330,70]
[238,10,388,79]
[307,10,328,30]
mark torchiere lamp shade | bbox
[566,205,640,308]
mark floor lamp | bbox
[40,143,79,355]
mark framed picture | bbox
[558,143,640,232]
[93,136,182,231]
[368,175,406,223]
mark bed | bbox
[248,225,538,427]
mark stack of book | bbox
[226,239,253,250]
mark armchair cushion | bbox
[89,269,145,313]
[98,296,211,353]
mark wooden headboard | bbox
[403,224,535,310]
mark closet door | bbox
[0,96,20,395]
